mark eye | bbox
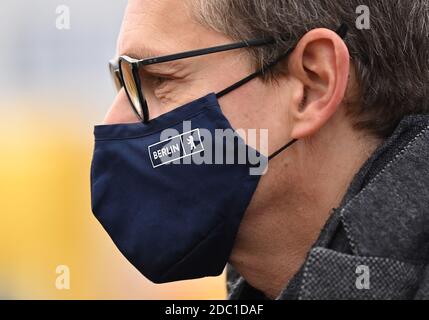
[153,75,170,86]
[144,72,174,88]
[138,68,174,88]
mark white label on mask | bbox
[148,129,204,168]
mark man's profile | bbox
[90,0,429,300]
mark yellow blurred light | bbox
[0,103,226,300]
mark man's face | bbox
[100,0,356,281]
[104,0,297,256]
[104,0,291,154]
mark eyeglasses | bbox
[109,58,123,92]
[109,24,348,123]
[109,37,280,123]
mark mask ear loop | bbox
[215,48,294,99]
[268,139,298,161]
[216,23,349,161]
[215,51,297,161]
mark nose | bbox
[103,89,140,125]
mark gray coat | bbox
[228,115,429,300]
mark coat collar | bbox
[229,115,429,300]
[338,115,429,264]
[292,115,429,300]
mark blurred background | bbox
[0,0,226,299]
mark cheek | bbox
[219,84,263,129]
[218,79,292,155]
[148,79,209,119]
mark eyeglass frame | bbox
[109,24,348,123]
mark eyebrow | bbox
[119,46,165,61]
[118,45,189,72]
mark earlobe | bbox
[288,28,350,139]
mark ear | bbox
[286,28,350,139]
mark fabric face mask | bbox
[90,84,299,284]
[92,92,277,283]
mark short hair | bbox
[191,0,429,138]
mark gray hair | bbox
[190,0,429,138]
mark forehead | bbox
[118,0,223,58]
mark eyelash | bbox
[138,68,173,88]
[144,73,174,90]
[153,75,169,86]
